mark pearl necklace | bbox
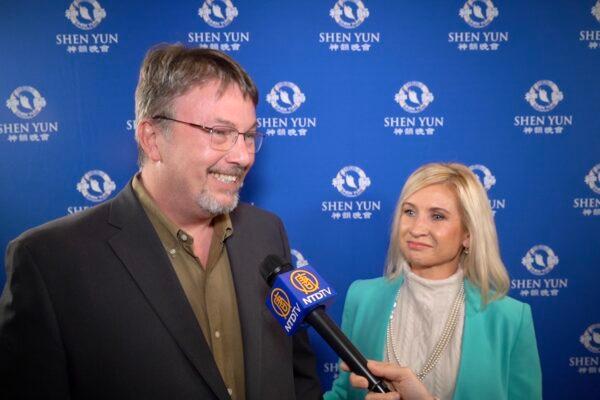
[386,280,465,381]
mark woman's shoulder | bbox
[477,290,533,326]
[344,275,402,307]
[348,275,401,295]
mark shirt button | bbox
[180,233,188,242]
[215,330,221,339]
[227,388,233,395]
[169,249,177,256]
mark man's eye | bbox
[212,128,231,137]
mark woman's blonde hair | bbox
[385,162,509,304]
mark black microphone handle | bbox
[304,307,390,393]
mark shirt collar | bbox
[132,173,234,247]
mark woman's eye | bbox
[403,209,415,216]
[432,213,445,220]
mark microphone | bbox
[260,254,390,394]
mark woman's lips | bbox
[407,241,432,250]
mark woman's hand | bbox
[342,360,436,400]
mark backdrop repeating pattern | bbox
[1,1,599,398]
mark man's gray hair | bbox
[134,43,258,167]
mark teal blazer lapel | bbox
[357,276,403,361]
[454,281,520,399]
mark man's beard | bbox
[196,185,241,216]
[196,166,245,216]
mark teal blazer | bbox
[324,276,542,400]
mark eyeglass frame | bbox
[152,115,264,153]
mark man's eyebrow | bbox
[213,118,258,131]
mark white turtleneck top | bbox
[385,264,465,400]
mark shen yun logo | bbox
[570,323,600,375]
[580,2,600,50]
[469,164,505,214]
[76,170,116,203]
[521,245,559,276]
[65,0,106,30]
[514,80,572,135]
[324,166,380,221]
[395,82,434,114]
[59,0,118,54]
[259,82,316,138]
[574,163,600,217]
[198,0,238,28]
[330,0,370,29]
[266,82,306,114]
[2,86,59,144]
[320,0,379,52]
[525,80,564,113]
[385,82,443,136]
[580,324,600,354]
[189,0,249,52]
[450,0,508,51]
[585,164,600,195]
[6,86,46,119]
[332,166,371,198]
[469,164,496,191]
[512,245,567,298]
[459,0,498,28]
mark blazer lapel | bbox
[453,280,483,399]
[106,184,231,400]
[370,277,404,361]
[225,221,265,400]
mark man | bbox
[0,44,321,399]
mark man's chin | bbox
[196,191,240,216]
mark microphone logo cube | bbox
[271,288,292,318]
[290,270,319,294]
[266,265,337,335]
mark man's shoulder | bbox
[11,200,114,251]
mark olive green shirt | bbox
[132,176,245,400]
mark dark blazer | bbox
[0,183,322,399]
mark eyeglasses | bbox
[152,115,264,154]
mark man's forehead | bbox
[181,79,246,101]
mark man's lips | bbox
[210,172,240,184]
[208,166,245,185]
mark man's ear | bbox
[137,120,162,163]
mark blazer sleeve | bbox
[275,218,322,400]
[0,239,71,398]
[323,281,364,400]
[508,303,542,400]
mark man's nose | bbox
[225,134,253,166]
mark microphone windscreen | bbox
[260,254,293,286]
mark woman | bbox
[324,163,541,400]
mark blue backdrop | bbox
[1,1,599,398]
